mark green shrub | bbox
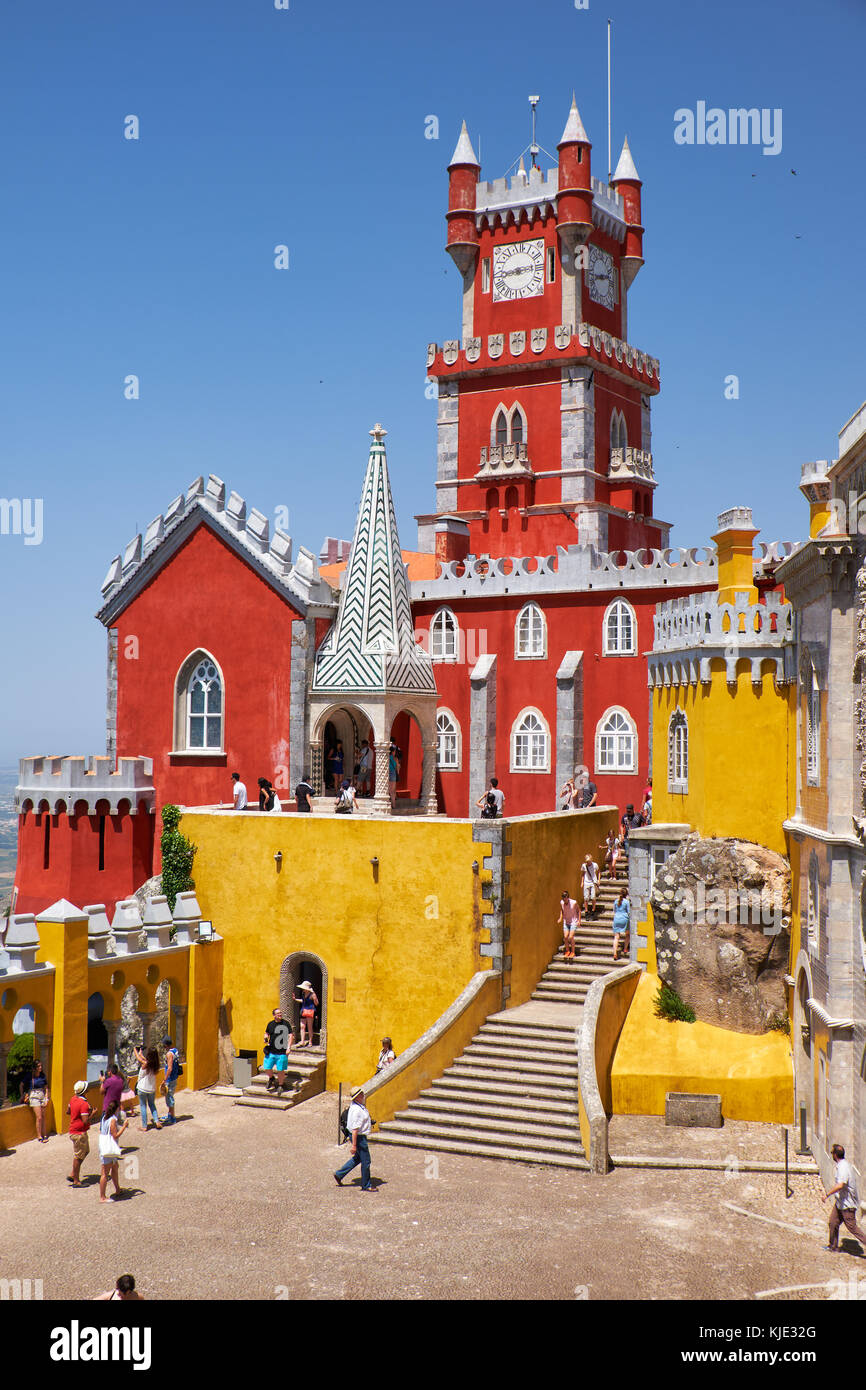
[654,980,696,1024]
[768,1013,791,1034]
[7,1031,34,1071]
[160,804,197,912]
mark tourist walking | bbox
[603,829,620,880]
[98,1101,129,1203]
[576,774,598,809]
[263,1007,293,1093]
[559,775,577,811]
[388,742,400,809]
[612,888,630,961]
[333,1086,376,1192]
[96,1274,144,1301]
[335,779,355,814]
[620,803,643,842]
[294,982,319,1047]
[375,1037,396,1072]
[231,772,247,810]
[258,777,275,811]
[66,1080,93,1186]
[558,891,580,962]
[133,1045,162,1131]
[160,1036,181,1125]
[28,1059,50,1142]
[823,1143,866,1254]
[295,773,314,813]
[581,855,599,914]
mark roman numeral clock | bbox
[492,237,545,301]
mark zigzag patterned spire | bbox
[312,426,436,694]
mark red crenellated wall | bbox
[13,804,154,917]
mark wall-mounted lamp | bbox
[472,861,479,875]
[370,856,379,883]
[274,850,283,871]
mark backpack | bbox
[481,791,498,819]
[339,1106,352,1140]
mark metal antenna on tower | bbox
[529,94,540,169]
[607,19,612,182]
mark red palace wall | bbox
[414,586,688,819]
[114,523,304,855]
[14,804,154,917]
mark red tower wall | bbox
[14,804,154,917]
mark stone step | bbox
[371,1129,589,1170]
[462,1042,577,1067]
[480,1019,576,1039]
[455,1051,578,1079]
[431,1074,577,1103]
[235,1095,293,1111]
[413,1088,579,1118]
[531,989,591,1004]
[404,1097,579,1131]
[475,1028,577,1055]
[377,1118,585,1158]
[446,1063,578,1093]
[395,1106,580,1144]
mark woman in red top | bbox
[67,1080,93,1187]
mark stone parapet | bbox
[427,320,660,390]
[649,589,797,688]
[15,755,155,816]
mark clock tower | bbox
[419,98,667,561]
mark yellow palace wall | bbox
[181,808,616,1091]
[651,663,797,855]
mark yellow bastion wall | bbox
[182,812,495,1091]
[652,665,796,856]
[611,972,794,1123]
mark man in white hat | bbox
[333,1087,376,1192]
[66,1081,94,1187]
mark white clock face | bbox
[587,246,616,310]
[492,239,545,301]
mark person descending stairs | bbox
[373,847,629,1169]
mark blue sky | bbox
[0,0,864,760]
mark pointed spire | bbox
[516,155,528,182]
[449,120,479,168]
[612,136,640,183]
[558,94,589,147]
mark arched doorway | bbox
[389,710,424,809]
[279,951,328,1052]
[794,965,814,1146]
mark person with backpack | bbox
[160,1035,182,1125]
[476,777,504,819]
[334,1086,376,1193]
[335,779,355,814]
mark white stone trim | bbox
[430,607,460,663]
[173,649,226,754]
[435,707,462,772]
[602,598,637,656]
[514,602,547,660]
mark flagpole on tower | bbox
[607,18,612,182]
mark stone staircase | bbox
[234,1048,327,1111]
[531,862,630,1007]
[372,858,630,1170]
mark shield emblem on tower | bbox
[465,337,481,362]
[443,340,460,365]
[509,331,526,356]
[488,334,504,359]
[554,324,571,349]
[531,328,547,353]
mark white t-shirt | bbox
[490,787,505,813]
[233,780,247,810]
[560,898,579,927]
[582,862,598,888]
[346,1101,372,1136]
[269,794,282,814]
[137,1066,156,1095]
[835,1159,860,1210]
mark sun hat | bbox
[73,1080,88,1095]
[300,980,313,990]
[350,1085,365,1099]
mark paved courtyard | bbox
[0,1090,860,1302]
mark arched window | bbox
[430,608,459,662]
[491,404,527,448]
[494,409,508,447]
[603,599,636,655]
[436,710,461,770]
[515,602,546,659]
[610,408,627,455]
[807,852,820,952]
[511,708,550,772]
[806,669,820,785]
[174,651,224,752]
[596,707,636,772]
[510,406,525,445]
[668,709,688,793]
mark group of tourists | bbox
[262,987,321,1091]
[557,844,631,963]
[58,1037,182,1201]
[230,735,404,817]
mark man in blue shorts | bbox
[160,1035,181,1124]
[263,1008,294,1095]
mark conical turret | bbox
[446,120,480,275]
[611,136,644,289]
[556,95,593,250]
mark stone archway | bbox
[279,951,328,1053]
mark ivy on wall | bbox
[160,804,197,912]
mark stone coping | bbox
[578,963,642,1175]
[179,804,620,826]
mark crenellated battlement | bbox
[97,473,337,621]
[15,755,155,816]
[474,167,625,240]
[648,588,797,689]
[410,542,719,603]
[426,320,660,387]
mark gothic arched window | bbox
[603,599,636,655]
[596,707,636,773]
[436,710,461,770]
[668,709,688,793]
[430,608,459,662]
[511,709,550,772]
[174,651,224,752]
[515,602,546,659]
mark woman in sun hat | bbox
[375,1038,396,1072]
[293,981,318,1047]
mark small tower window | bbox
[511,408,524,446]
[495,410,508,447]
[546,247,555,283]
[482,258,491,293]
